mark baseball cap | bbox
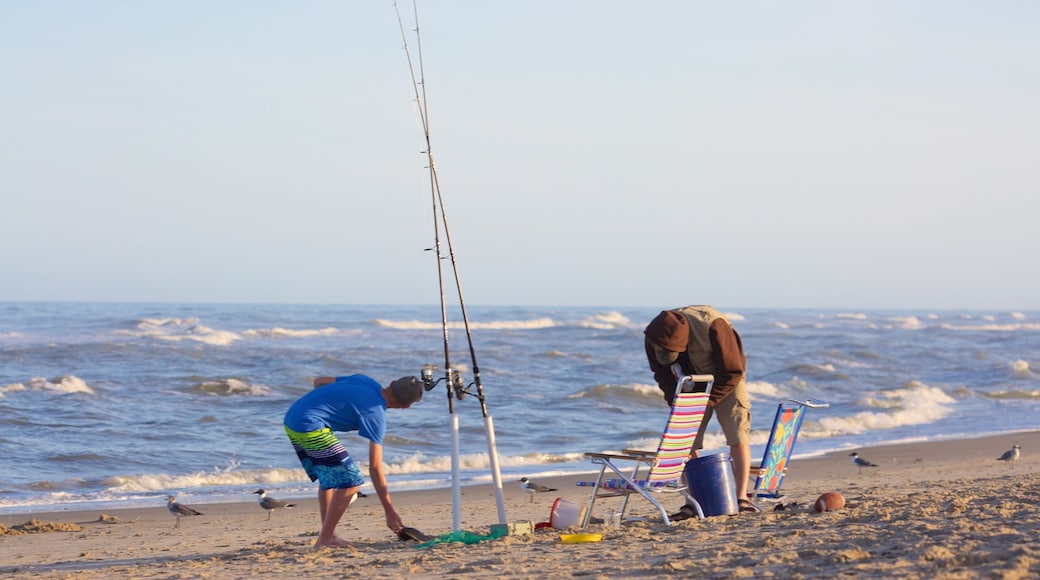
[390,376,424,406]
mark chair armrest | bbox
[584,452,654,464]
[749,465,788,477]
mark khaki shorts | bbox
[692,379,751,449]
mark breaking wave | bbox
[102,465,305,493]
[375,317,556,330]
[115,317,241,346]
[241,327,339,338]
[382,450,588,476]
[567,383,665,404]
[182,378,273,397]
[576,311,633,330]
[1,375,96,397]
[810,381,955,437]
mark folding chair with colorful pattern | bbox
[750,398,828,501]
[576,374,714,527]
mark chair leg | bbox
[682,491,706,520]
[653,498,671,525]
[581,463,609,528]
[622,485,673,525]
[606,463,672,525]
[617,461,644,520]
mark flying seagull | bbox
[996,444,1021,469]
[849,452,879,475]
[519,477,557,503]
[166,495,203,529]
[253,489,296,520]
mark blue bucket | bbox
[684,453,739,517]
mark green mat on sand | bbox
[414,527,508,549]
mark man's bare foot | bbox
[314,535,351,548]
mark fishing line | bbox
[392,0,507,530]
[394,1,452,407]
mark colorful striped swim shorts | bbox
[284,426,365,490]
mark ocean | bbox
[1,302,1038,515]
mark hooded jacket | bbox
[644,305,747,406]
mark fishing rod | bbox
[393,0,507,531]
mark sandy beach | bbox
[3,431,1038,579]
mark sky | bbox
[2,1,1038,310]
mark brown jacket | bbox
[644,305,747,406]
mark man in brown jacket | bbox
[644,305,758,515]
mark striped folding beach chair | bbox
[577,375,713,527]
[750,398,829,501]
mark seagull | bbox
[849,452,879,475]
[519,477,557,503]
[253,489,296,520]
[997,444,1021,469]
[166,495,202,528]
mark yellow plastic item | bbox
[559,533,603,544]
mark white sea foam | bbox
[887,316,924,330]
[115,317,241,346]
[746,380,782,399]
[576,311,632,330]
[811,381,954,436]
[5,375,97,395]
[103,465,307,493]
[566,383,663,403]
[375,317,556,330]
[1011,312,1026,321]
[984,389,1040,400]
[783,376,812,390]
[382,450,588,476]
[185,378,273,397]
[939,322,1040,332]
[836,313,868,320]
[862,380,955,407]
[1012,359,1031,375]
[140,317,194,327]
[0,492,80,511]
[619,436,662,452]
[789,363,838,376]
[241,327,339,338]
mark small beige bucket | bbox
[549,498,586,529]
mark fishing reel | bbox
[420,364,469,400]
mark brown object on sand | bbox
[813,491,846,512]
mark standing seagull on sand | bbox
[253,489,296,520]
[849,452,879,475]
[519,477,557,503]
[996,444,1021,469]
[166,495,203,529]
